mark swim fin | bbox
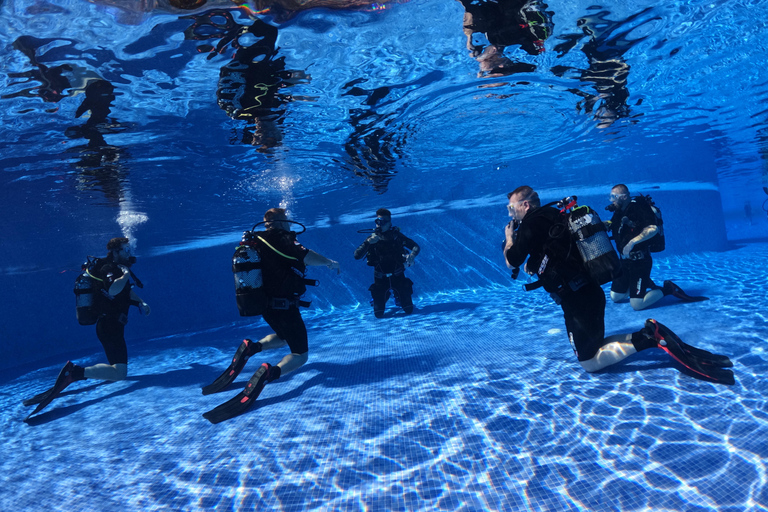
[675,338,733,368]
[645,319,735,385]
[202,339,259,395]
[203,363,272,424]
[663,280,709,302]
[23,361,76,421]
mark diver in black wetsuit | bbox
[202,208,340,423]
[354,208,420,318]
[606,184,708,310]
[22,238,150,421]
[503,185,733,384]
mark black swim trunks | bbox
[261,306,308,355]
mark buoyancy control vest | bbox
[232,229,317,316]
[365,227,408,274]
[527,197,619,293]
[74,256,139,325]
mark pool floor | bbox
[2,244,767,511]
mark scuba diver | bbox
[23,238,150,421]
[354,208,420,318]
[504,185,733,385]
[202,208,340,424]
[606,184,708,310]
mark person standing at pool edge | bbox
[354,208,420,317]
[23,237,150,421]
[606,183,708,310]
[503,185,733,384]
[203,207,340,424]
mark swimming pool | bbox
[2,0,767,510]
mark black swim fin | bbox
[203,363,271,424]
[23,388,55,407]
[663,280,709,303]
[675,338,733,368]
[202,339,259,395]
[23,361,77,421]
[645,319,735,385]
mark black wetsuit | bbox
[354,227,418,317]
[257,229,311,354]
[505,206,606,361]
[609,197,658,299]
[92,258,134,365]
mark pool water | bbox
[2,0,768,510]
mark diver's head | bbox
[107,237,136,266]
[609,184,630,212]
[506,185,539,222]
[375,208,392,232]
[264,207,290,232]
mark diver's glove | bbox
[404,253,416,267]
[366,233,381,244]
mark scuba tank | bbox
[232,230,268,317]
[640,195,665,253]
[74,257,103,325]
[562,197,620,285]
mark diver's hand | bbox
[504,221,516,245]
[404,253,416,267]
[622,242,635,257]
[139,302,151,316]
[367,233,381,244]
[327,260,341,274]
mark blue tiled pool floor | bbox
[2,245,767,511]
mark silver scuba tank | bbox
[74,264,100,325]
[232,232,267,316]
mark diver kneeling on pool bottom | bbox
[503,185,734,385]
[354,208,420,318]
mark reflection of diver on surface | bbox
[342,72,443,192]
[2,36,77,107]
[457,0,553,77]
[342,81,402,193]
[65,79,129,206]
[183,10,309,151]
[354,209,420,318]
[554,8,656,128]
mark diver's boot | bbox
[662,280,708,302]
[643,319,734,384]
[202,339,262,395]
[23,361,83,420]
[203,363,277,424]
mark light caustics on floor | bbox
[1,244,767,511]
